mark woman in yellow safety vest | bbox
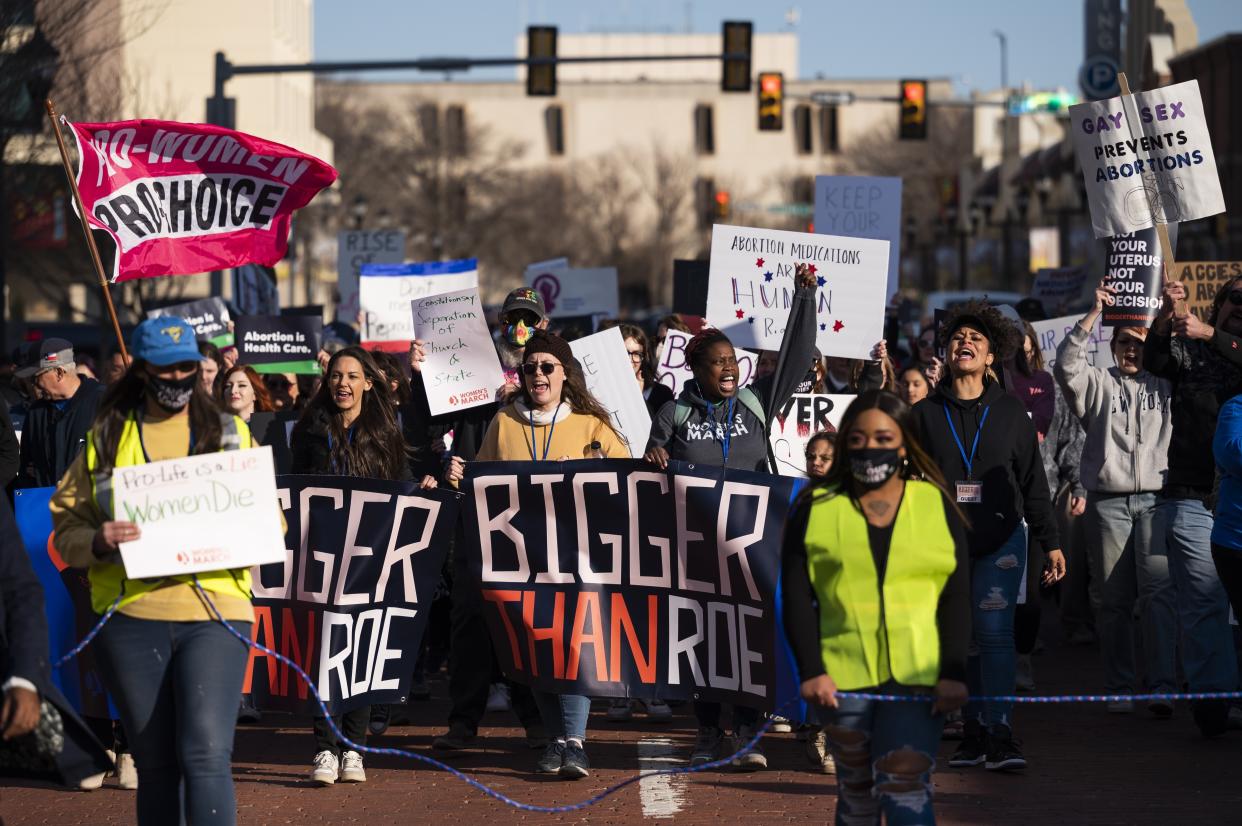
[50,317,255,826]
[782,389,970,825]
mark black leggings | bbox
[1211,545,1242,623]
[1014,535,1045,655]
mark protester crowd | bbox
[4,268,1242,826]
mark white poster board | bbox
[569,327,652,459]
[523,264,620,319]
[1030,315,1115,372]
[336,229,405,324]
[706,224,889,360]
[1068,79,1225,238]
[359,258,478,348]
[814,176,902,301]
[769,394,854,477]
[412,287,505,416]
[115,446,286,579]
[654,329,757,397]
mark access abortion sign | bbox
[66,119,336,282]
[706,224,889,360]
[113,447,287,579]
[360,258,478,351]
[1069,80,1225,237]
[244,476,458,714]
[412,287,505,416]
[655,329,757,397]
[1100,225,1175,326]
[461,460,800,709]
[814,176,902,301]
[236,314,321,374]
[1173,261,1242,323]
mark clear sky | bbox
[314,0,1237,93]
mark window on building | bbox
[445,105,467,157]
[694,104,715,155]
[695,177,716,230]
[819,105,840,153]
[545,105,565,156]
[793,104,812,155]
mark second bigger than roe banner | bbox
[461,459,804,711]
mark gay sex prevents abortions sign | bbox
[1069,80,1225,237]
[243,476,459,714]
[706,224,889,360]
[113,447,287,579]
[360,259,478,351]
[460,459,801,709]
[67,119,336,282]
[412,287,505,416]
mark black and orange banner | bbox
[243,476,458,715]
[461,459,802,711]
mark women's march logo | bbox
[531,273,561,314]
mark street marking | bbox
[637,737,686,819]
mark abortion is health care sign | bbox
[360,258,478,351]
[114,446,286,579]
[706,224,889,360]
[1068,79,1225,238]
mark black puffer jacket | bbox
[289,406,413,481]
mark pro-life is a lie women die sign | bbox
[705,224,889,360]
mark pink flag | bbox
[66,118,337,282]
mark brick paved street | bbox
[3,637,1238,825]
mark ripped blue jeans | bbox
[818,682,943,826]
[966,525,1027,730]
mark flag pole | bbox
[1116,73,1184,317]
[44,99,130,364]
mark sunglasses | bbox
[1227,290,1242,306]
[522,362,560,376]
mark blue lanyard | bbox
[529,408,559,461]
[712,397,735,464]
[942,404,990,480]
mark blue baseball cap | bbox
[130,317,202,366]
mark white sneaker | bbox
[339,750,366,783]
[485,683,511,713]
[115,752,138,790]
[606,698,634,721]
[642,698,673,722]
[79,749,112,790]
[768,715,793,733]
[310,750,339,786]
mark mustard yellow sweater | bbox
[478,402,629,462]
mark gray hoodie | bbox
[1054,324,1172,494]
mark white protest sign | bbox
[1069,79,1225,238]
[524,264,620,319]
[360,258,478,350]
[706,224,889,360]
[814,176,902,301]
[336,229,405,324]
[115,446,286,579]
[1030,314,1114,372]
[769,394,854,477]
[654,329,757,397]
[569,327,652,459]
[412,287,505,416]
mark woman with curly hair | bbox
[911,300,1064,773]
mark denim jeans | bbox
[818,682,944,826]
[532,691,591,742]
[1084,493,1178,693]
[965,525,1026,730]
[95,613,252,826]
[1158,498,1239,694]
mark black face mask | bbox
[850,447,903,490]
[149,373,197,412]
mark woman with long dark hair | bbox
[50,318,257,825]
[913,301,1065,772]
[783,390,970,824]
[292,346,413,786]
[447,330,626,779]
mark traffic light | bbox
[526,25,557,97]
[758,72,783,131]
[714,189,731,221]
[721,21,752,92]
[899,79,927,140]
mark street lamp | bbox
[993,30,1008,93]
[350,195,368,231]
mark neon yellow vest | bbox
[803,480,957,690]
[82,411,254,614]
